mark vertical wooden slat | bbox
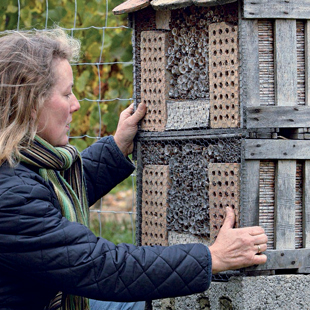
[275,160,296,249]
[156,10,171,30]
[274,20,297,106]
[242,160,260,227]
[303,160,310,247]
[295,162,303,249]
[305,21,310,106]
[239,19,260,108]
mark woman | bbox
[0,28,268,310]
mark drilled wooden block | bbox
[141,165,170,246]
[140,31,169,132]
[166,99,210,130]
[209,22,240,128]
[209,163,240,243]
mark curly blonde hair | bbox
[0,28,81,166]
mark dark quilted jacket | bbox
[0,136,212,310]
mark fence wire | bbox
[1,0,137,244]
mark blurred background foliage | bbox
[0,0,133,152]
[0,0,136,242]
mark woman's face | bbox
[36,59,80,147]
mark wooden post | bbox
[303,161,310,247]
[275,160,296,249]
[239,19,260,108]
[305,21,310,106]
[242,160,260,227]
[274,20,297,106]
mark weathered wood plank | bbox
[113,0,150,15]
[243,0,310,20]
[306,21,310,106]
[241,159,260,227]
[246,249,310,273]
[246,106,310,128]
[244,139,310,160]
[239,19,260,107]
[274,20,297,106]
[156,10,171,30]
[303,161,310,247]
[274,160,296,249]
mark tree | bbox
[0,0,133,151]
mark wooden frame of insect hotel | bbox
[114,0,310,276]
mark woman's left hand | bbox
[114,103,146,157]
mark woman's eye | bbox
[66,93,72,99]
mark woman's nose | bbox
[71,94,80,112]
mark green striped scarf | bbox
[20,135,90,310]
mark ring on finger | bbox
[257,245,261,254]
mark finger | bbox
[121,103,134,118]
[252,253,267,265]
[239,226,265,236]
[254,243,267,254]
[130,103,146,122]
[221,207,235,230]
[253,234,268,245]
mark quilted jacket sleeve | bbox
[81,136,135,206]
[0,165,212,304]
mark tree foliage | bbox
[0,0,133,151]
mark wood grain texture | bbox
[244,139,310,160]
[274,20,297,106]
[241,159,260,227]
[303,161,310,247]
[274,160,296,249]
[239,19,260,107]
[246,106,310,128]
[306,21,310,105]
[243,0,310,19]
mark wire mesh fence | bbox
[0,0,136,243]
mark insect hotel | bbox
[114,0,310,308]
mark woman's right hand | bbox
[209,207,268,274]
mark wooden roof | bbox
[113,0,237,15]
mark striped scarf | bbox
[20,136,90,310]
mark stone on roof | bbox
[113,0,150,15]
[152,0,237,10]
[113,0,237,15]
